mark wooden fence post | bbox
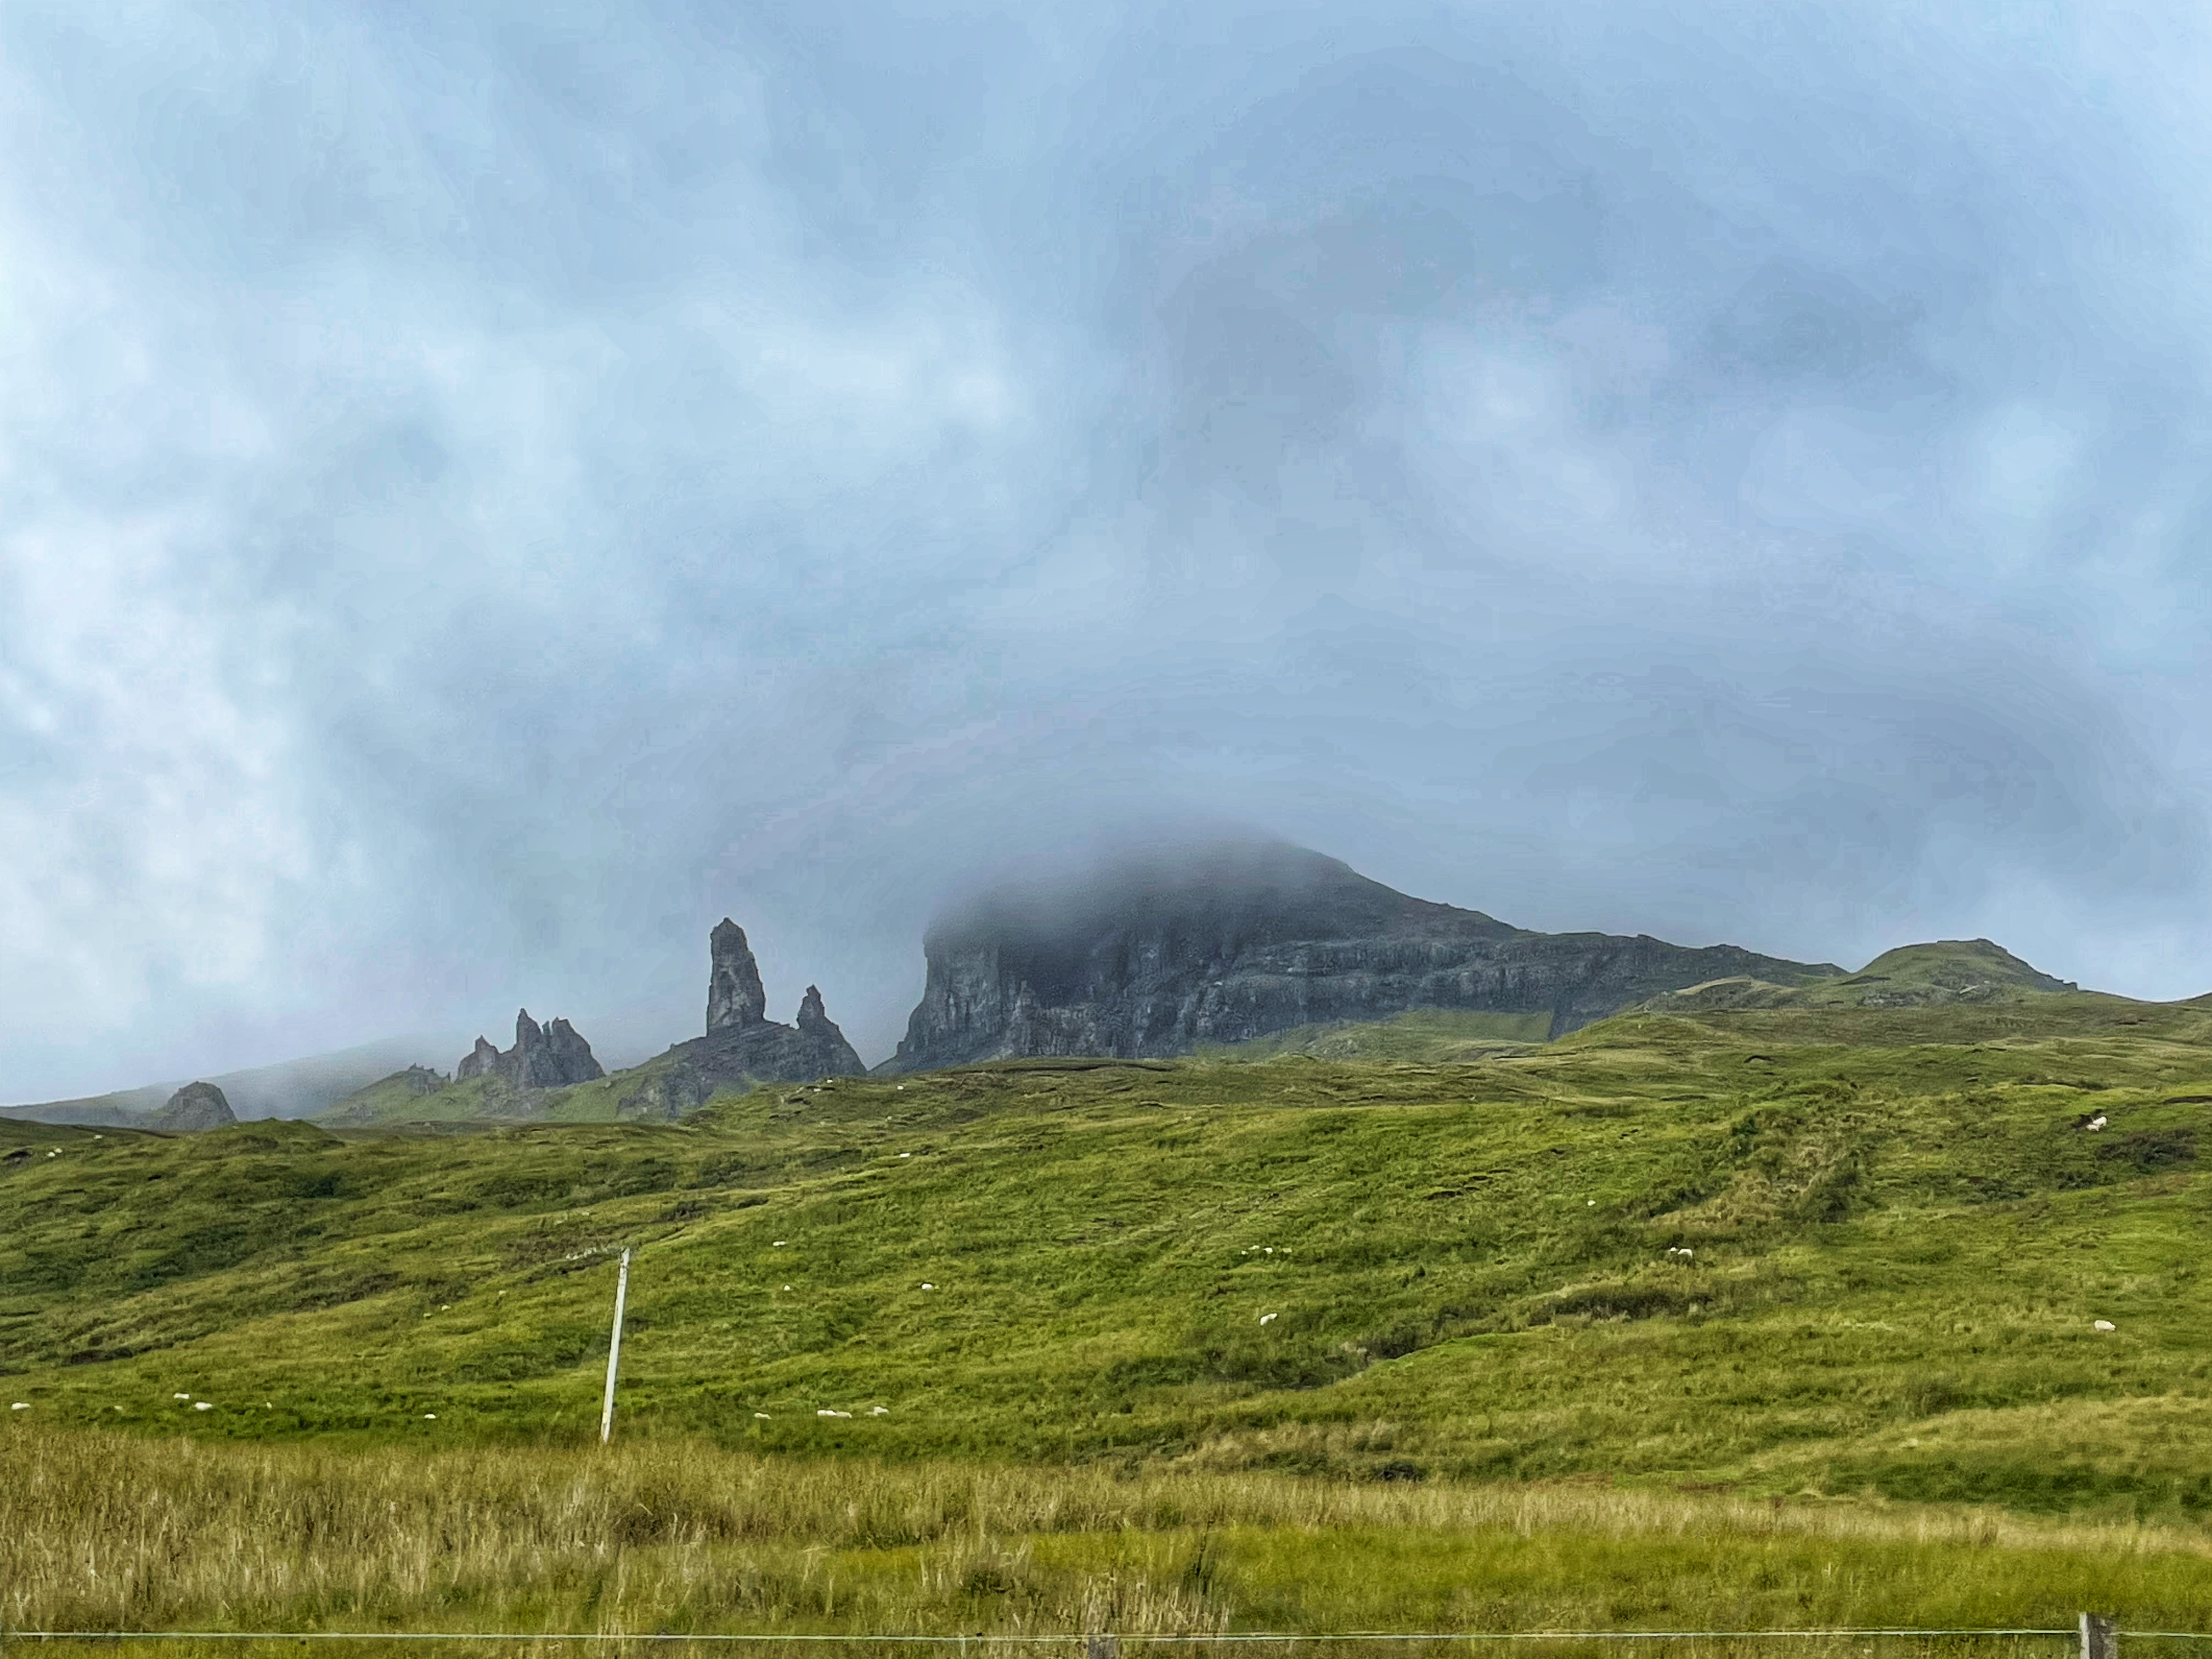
[2081,1612,2118,1659]
[1085,1635,1119,1659]
[599,1247,631,1446]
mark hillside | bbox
[2,1034,458,1127]
[12,995,2212,1516]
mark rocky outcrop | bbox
[887,839,1844,1071]
[796,984,838,1039]
[384,1064,447,1098]
[708,918,769,1030]
[150,1081,236,1132]
[623,926,866,1118]
[457,1009,605,1089]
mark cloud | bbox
[5,1,2212,1097]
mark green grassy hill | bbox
[12,994,2212,1519]
[1645,939,2090,1019]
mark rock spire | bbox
[707,918,768,1031]
[457,1008,606,1089]
[795,984,843,1041]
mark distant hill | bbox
[1645,939,2086,1016]
[889,838,1844,1069]
[0,1035,461,1130]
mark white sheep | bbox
[194,1402,214,1412]
[754,1412,771,1420]
[9,1402,27,1410]
[2094,1319,2117,1332]
[1259,1312,1279,1325]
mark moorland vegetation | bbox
[9,943,2212,1641]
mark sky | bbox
[5,1,2212,1098]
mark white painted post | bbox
[599,1248,632,1446]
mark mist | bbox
[7,3,2212,1099]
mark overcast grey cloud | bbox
[5,2,2212,1099]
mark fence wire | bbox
[4,1627,2173,1644]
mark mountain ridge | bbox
[888,838,1849,1070]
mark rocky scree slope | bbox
[889,839,1843,1070]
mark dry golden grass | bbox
[7,1431,2212,1659]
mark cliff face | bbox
[889,840,1842,1071]
[457,1009,605,1088]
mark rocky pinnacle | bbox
[456,1008,606,1088]
[707,917,768,1031]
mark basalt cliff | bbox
[888,839,1843,1070]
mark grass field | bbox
[9,1430,2212,1647]
[10,983,2212,1644]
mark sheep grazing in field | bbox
[194,1402,214,1411]
[816,1408,852,1418]
[10,1402,27,1410]
[871,1405,890,1415]
[2094,1319,2117,1331]
[1259,1312,1279,1325]
[754,1412,771,1419]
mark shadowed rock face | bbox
[456,1009,605,1088]
[707,919,768,1031]
[888,839,1843,1071]
[150,1081,236,1131]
